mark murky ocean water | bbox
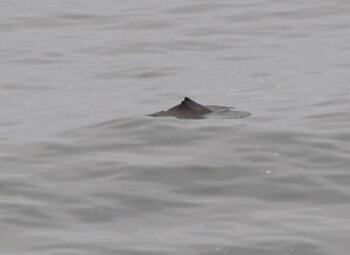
[1,0,350,254]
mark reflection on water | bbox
[1,0,350,254]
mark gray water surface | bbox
[1,0,350,254]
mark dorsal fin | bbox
[180,97,212,114]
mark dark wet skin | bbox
[149,97,217,119]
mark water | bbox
[1,0,350,254]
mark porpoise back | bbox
[149,97,250,119]
[149,97,212,119]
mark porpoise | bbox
[149,97,250,119]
